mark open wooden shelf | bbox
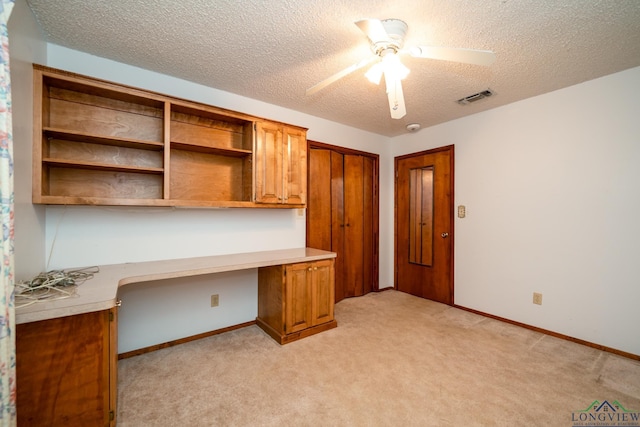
[43,158,164,174]
[43,127,164,151]
[33,65,307,208]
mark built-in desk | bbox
[16,247,337,426]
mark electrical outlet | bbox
[210,294,219,307]
[533,292,542,305]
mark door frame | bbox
[307,140,380,293]
[394,145,455,304]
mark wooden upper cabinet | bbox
[254,122,307,206]
[32,65,307,208]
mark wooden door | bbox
[310,259,335,326]
[307,142,378,303]
[254,121,283,204]
[284,262,312,333]
[307,149,332,250]
[282,126,307,205]
[395,145,454,304]
[16,309,115,426]
[330,151,346,299]
[343,154,375,298]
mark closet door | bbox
[343,155,364,297]
[330,151,345,301]
[307,144,378,303]
[307,149,332,251]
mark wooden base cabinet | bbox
[257,259,337,344]
[16,308,117,426]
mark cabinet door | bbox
[16,309,116,426]
[284,263,312,333]
[254,121,283,203]
[282,127,307,205]
[311,259,335,326]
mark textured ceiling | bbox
[25,0,640,137]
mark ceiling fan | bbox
[306,18,496,119]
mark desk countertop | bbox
[16,247,336,324]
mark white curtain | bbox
[0,0,16,425]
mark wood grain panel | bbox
[16,310,112,426]
[362,156,375,294]
[169,149,248,201]
[311,259,335,325]
[344,154,365,297]
[285,263,312,333]
[48,97,163,142]
[48,138,163,169]
[307,149,332,250]
[43,72,165,109]
[284,127,307,204]
[48,168,163,199]
[330,151,345,302]
[257,265,285,333]
[254,122,283,203]
[170,119,245,151]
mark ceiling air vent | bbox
[457,89,494,105]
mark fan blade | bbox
[384,73,406,119]
[306,56,378,96]
[355,19,391,44]
[408,46,496,66]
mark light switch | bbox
[458,205,466,218]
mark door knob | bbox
[441,232,449,238]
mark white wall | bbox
[391,66,640,356]
[9,0,47,280]
[38,45,391,353]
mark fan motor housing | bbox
[372,19,408,54]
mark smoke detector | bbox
[406,123,421,132]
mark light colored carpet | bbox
[117,290,640,426]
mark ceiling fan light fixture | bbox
[365,62,384,84]
[306,18,496,121]
[381,51,410,81]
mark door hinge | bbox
[109,311,114,322]
[109,410,115,421]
